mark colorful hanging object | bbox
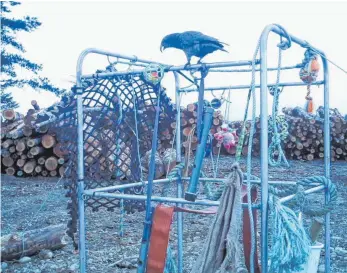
[143,63,165,85]
[304,87,315,113]
[214,123,239,150]
[299,49,320,113]
[211,98,222,109]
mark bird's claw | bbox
[184,62,191,70]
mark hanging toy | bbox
[214,124,239,150]
[299,49,320,113]
[211,98,222,109]
[143,63,165,85]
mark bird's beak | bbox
[160,45,164,52]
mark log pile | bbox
[1,101,68,177]
[282,106,347,161]
[158,103,225,155]
[2,100,346,179]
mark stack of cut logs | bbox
[2,101,347,178]
[159,103,225,155]
[1,101,67,177]
[282,107,347,161]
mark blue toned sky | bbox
[9,1,347,120]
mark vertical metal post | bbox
[76,56,87,273]
[176,176,184,273]
[197,77,205,142]
[185,107,214,201]
[137,86,162,273]
[259,28,270,273]
[174,72,182,163]
[322,55,331,273]
[174,72,184,273]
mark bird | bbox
[160,31,229,66]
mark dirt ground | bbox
[1,156,347,273]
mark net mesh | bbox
[41,70,175,247]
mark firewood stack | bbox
[282,106,347,161]
[2,100,346,179]
[1,101,68,177]
[158,103,224,155]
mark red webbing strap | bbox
[242,185,261,273]
[146,205,175,273]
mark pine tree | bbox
[1,1,64,109]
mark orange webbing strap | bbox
[242,184,261,273]
[146,205,175,273]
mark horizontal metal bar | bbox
[279,185,325,204]
[84,177,177,194]
[179,80,324,93]
[84,177,321,195]
[78,48,160,66]
[81,60,260,80]
[85,191,220,206]
[184,177,320,186]
[209,63,303,73]
[83,191,260,209]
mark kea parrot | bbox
[160,31,229,66]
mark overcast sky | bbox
[10,1,347,120]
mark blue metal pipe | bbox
[185,107,214,202]
[137,86,162,273]
[76,49,89,273]
[209,63,303,73]
[322,53,331,273]
[176,176,184,273]
[179,80,324,93]
[83,178,313,195]
[81,60,260,79]
[257,23,330,273]
[197,77,205,142]
[86,183,324,208]
[174,72,182,162]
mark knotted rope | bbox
[268,194,311,273]
[190,163,246,273]
[268,87,289,167]
[268,37,290,167]
[296,176,337,217]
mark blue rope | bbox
[132,86,145,194]
[164,245,178,273]
[268,195,311,273]
[245,37,261,273]
[268,38,290,168]
[119,189,125,237]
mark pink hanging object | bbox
[214,124,239,150]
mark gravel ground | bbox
[1,156,347,273]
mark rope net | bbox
[42,69,176,247]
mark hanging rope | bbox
[244,36,261,273]
[299,49,320,113]
[164,245,178,273]
[268,87,289,167]
[268,194,311,273]
[235,89,252,162]
[268,37,290,167]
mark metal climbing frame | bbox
[75,24,331,273]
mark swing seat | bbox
[146,185,261,273]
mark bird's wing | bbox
[180,31,229,47]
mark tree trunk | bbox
[1,224,68,261]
